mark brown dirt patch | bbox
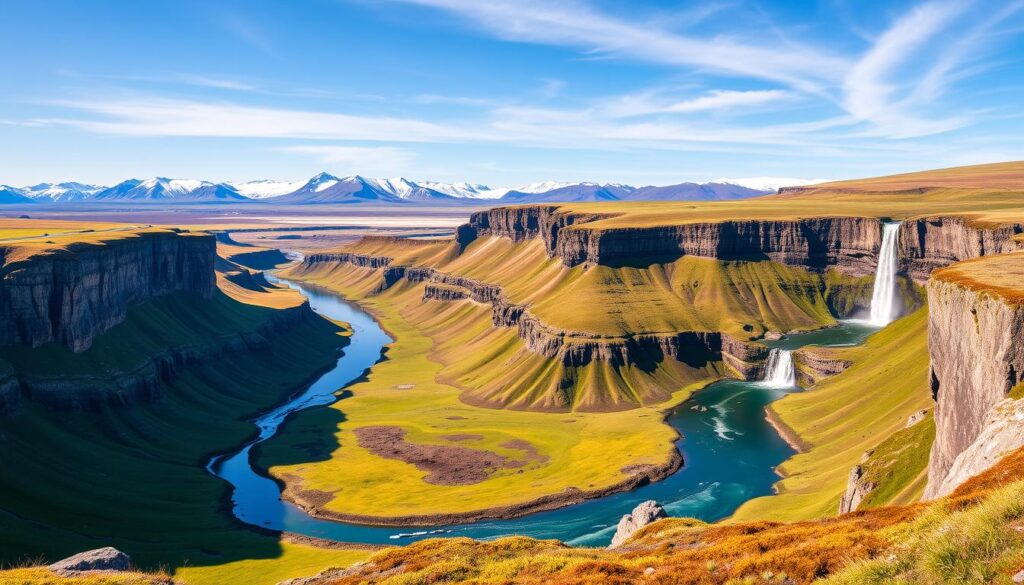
[500,439,549,467]
[441,433,483,442]
[354,426,512,485]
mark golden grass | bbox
[931,251,1024,303]
[807,160,1024,192]
[732,308,932,522]
[0,567,173,584]
[174,543,371,585]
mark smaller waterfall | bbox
[869,222,902,326]
[762,349,795,388]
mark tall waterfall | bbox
[762,348,795,388]
[869,222,902,326]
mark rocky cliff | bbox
[466,207,884,276]
[900,217,1024,284]
[466,207,1024,282]
[0,231,215,353]
[924,276,1024,498]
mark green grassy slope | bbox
[0,292,355,575]
[733,307,933,522]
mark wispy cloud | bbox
[178,74,259,92]
[392,0,847,93]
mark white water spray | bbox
[762,348,795,388]
[868,222,901,326]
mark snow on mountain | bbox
[227,179,306,199]
[93,178,247,202]
[417,181,501,199]
[21,182,105,202]
[714,177,827,192]
[0,186,35,204]
[269,173,404,204]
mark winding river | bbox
[209,276,880,547]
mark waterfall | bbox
[868,222,901,326]
[762,349,795,388]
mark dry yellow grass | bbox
[931,250,1024,302]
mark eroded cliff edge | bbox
[0,230,215,352]
[924,254,1024,498]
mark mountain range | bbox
[0,172,793,205]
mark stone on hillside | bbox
[49,547,132,573]
[609,500,667,548]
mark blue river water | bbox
[209,278,878,547]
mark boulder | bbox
[609,500,667,548]
[48,547,132,573]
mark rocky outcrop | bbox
[304,252,393,269]
[929,397,1024,499]
[48,547,132,574]
[838,451,875,515]
[609,500,668,548]
[794,347,852,387]
[422,283,470,302]
[4,302,315,412]
[924,278,1024,499]
[900,217,1024,283]
[0,231,215,352]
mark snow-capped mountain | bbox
[269,173,462,204]
[228,179,306,199]
[0,186,35,204]
[22,182,105,202]
[93,178,247,202]
[417,181,502,199]
[0,171,804,204]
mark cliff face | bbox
[466,208,883,276]
[0,232,215,353]
[467,207,1024,283]
[900,218,1024,284]
[924,278,1024,498]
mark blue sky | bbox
[2,0,1023,187]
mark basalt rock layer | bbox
[466,208,884,275]
[924,278,1024,498]
[0,231,215,353]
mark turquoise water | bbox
[210,279,877,547]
